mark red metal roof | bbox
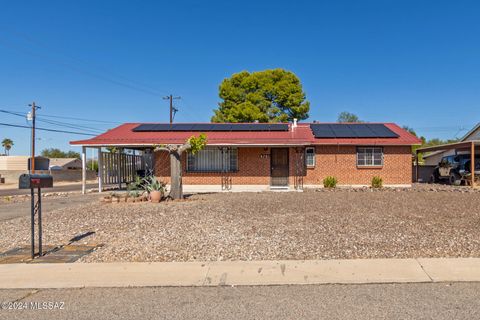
[70,122,421,147]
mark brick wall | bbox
[154,145,413,186]
[155,147,271,185]
[303,145,413,185]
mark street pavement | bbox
[0,282,479,319]
[0,193,99,221]
[0,183,98,197]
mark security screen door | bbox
[270,148,289,187]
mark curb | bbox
[0,258,479,289]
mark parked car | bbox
[430,154,480,185]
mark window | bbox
[187,147,238,173]
[305,147,315,167]
[357,147,383,166]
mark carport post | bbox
[81,146,87,195]
[472,142,476,188]
[98,147,103,193]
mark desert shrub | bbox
[371,176,383,188]
[323,176,338,188]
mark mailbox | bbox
[19,174,53,189]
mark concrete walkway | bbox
[0,258,479,289]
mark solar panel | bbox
[367,124,399,138]
[132,123,290,132]
[191,124,213,131]
[132,124,170,132]
[181,124,197,131]
[232,124,254,131]
[209,124,232,131]
[268,124,289,131]
[310,124,399,138]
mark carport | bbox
[415,140,479,187]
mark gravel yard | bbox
[1,185,479,262]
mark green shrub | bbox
[371,176,383,188]
[323,176,338,188]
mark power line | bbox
[0,109,26,118]
[0,122,96,136]
[36,118,104,134]
[36,113,120,125]
[0,108,120,125]
[0,37,168,98]
[3,29,170,96]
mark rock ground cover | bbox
[0,184,479,262]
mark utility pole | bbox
[163,95,181,124]
[28,102,40,173]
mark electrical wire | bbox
[36,118,105,134]
[0,122,96,136]
[0,109,121,129]
[3,29,170,96]
[0,109,26,117]
[36,113,120,124]
[0,37,168,98]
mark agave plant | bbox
[142,175,167,193]
[127,175,145,192]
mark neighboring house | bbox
[423,123,480,166]
[71,122,421,190]
[0,156,49,171]
[48,158,82,170]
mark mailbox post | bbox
[19,174,53,259]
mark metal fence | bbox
[100,152,145,187]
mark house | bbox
[423,123,480,165]
[48,158,82,170]
[71,122,421,192]
[0,156,50,171]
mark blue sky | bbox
[1,0,479,155]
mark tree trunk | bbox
[169,151,183,199]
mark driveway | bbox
[0,194,99,222]
[0,184,98,197]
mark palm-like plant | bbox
[1,138,13,155]
[142,175,167,193]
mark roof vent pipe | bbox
[293,118,298,129]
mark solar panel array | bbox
[310,124,399,138]
[132,123,290,132]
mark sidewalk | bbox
[0,258,479,289]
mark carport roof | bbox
[416,140,480,154]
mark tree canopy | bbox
[41,148,80,159]
[337,112,361,123]
[211,69,310,123]
[1,138,13,155]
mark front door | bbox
[270,148,289,187]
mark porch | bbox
[79,146,154,194]
[79,146,308,194]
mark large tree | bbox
[41,148,80,159]
[212,69,310,123]
[337,111,362,123]
[1,138,13,155]
[155,134,206,200]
